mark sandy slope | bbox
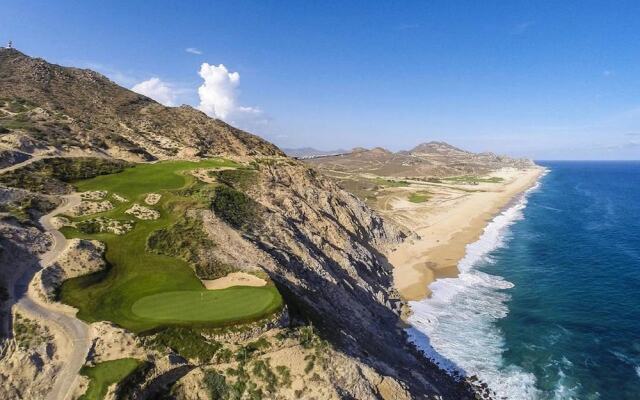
[389,167,544,301]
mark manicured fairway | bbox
[59,159,282,332]
[131,287,281,322]
[79,358,141,400]
[73,159,237,198]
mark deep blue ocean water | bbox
[408,161,640,399]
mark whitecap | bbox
[407,174,546,399]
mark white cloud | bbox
[196,63,263,122]
[512,21,534,35]
[131,77,177,106]
[186,47,203,55]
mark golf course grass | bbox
[79,358,141,400]
[58,159,283,333]
[131,287,280,322]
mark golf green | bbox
[131,287,281,323]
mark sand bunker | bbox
[69,200,114,216]
[144,193,161,205]
[202,272,267,290]
[124,203,160,220]
[80,191,107,200]
[112,193,128,203]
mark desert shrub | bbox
[213,169,257,191]
[304,355,315,374]
[145,327,221,363]
[245,337,271,353]
[0,157,132,194]
[13,313,53,349]
[252,360,278,392]
[299,326,315,349]
[76,219,101,234]
[215,347,233,363]
[147,216,234,279]
[212,185,258,230]
[204,370,229,399]
[408,191,431,203]
[0,117,33,130]
[5,98,35,113]
[275,365,291,387]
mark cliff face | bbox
[0,49,479,398]
[238,161,476,397]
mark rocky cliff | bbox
[0,48,282,161]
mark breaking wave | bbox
[407,179,544,399]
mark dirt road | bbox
[13,194,91,400]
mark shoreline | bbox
[389,166,545,302]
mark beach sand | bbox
[388,167,544,301]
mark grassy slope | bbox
[79,358,141,400]
[408,192,430,203]
[59,160,282,333]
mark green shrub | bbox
[212,185,258,230]
[245,337,271,353]
[147,216,234,279]
[213,169,257,191]
[275,365,291,387]
[408,192,431,203]
[5,98,35,113]
[252,360,277,391]
[146,327,221,363]
[204,370,229,400]
[13,314,53,349]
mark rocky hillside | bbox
[306,141,534,178]
[0,50,483,398]
[0,48,282,162]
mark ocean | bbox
[408,161,640,399]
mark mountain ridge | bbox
[0,48,283,162]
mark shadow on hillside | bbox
[0,236,41,341]
[251,223,475,398]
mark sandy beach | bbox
[388,167,545,301]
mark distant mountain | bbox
[305,141,534,178]
[408,141,469,155]
[282,147,348,158]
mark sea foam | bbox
[407,178,545,399]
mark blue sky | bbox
[2,1,640,159]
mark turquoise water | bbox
[408,161,640,399]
